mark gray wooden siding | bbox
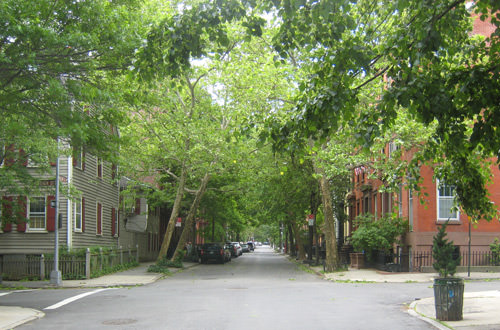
[0,154,119,254]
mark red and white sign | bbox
[175,217,182,227]
[307,214,315,226]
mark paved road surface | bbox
[14,246,438,330]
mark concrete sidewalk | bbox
[0,262,197,330]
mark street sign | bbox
[307,214,315,226]
[175,217,182,227]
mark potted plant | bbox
[432,221,464,321]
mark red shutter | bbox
[97,203,102,235]
[135,198,141,215]
[16,196,27,232]
[18,149,28,167]
[2,196,13,232]
[46,196,56,232]
[4,145,15,166]
[111,207,116,236]
[82,197,85,232]
[111,164,117,180]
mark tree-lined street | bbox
[2,247,442,330]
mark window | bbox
[73,147,83,169]
[97,157,103,178]
[398,184,403,217]
[409,188,414,231]
[437,182,459,220]
[28,197,46,230]
[373,194,378,219]
[96,202,102,235]
[363,194,370,214]
[73,198,82,232]
[382,192,392,215]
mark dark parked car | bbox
[199,243,226,264]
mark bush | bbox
[490,238,500,266]
[148,250,185,274]
[432,221,460,278]
[350,214,408,260]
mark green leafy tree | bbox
[0,0,152,199]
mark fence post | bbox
[85,248,91,279]
[128,245,131,262]
[40,254,45,280]
[119,246,123,265]
[136,244,139,263]
[99,248,103,272]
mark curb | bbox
[0,307,45,330]
[408,300,451,330]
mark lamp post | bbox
[50,138,62,286]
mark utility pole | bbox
[50,137,62,286]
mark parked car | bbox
[247,241,255,251]
[224,243,237,261]
[234,242,243,256]
[199,243,226,264]
[227,242,242,257]
[240,243,250,253]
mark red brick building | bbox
[346,13,500,271]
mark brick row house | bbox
[347,16,500,271]
[348,147,500,271]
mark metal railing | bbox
[0,246,139,281]
[368,250,500,272]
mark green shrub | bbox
[350,214,408,260]
[432,222,460,278]
[490,238,500,266]
[148,251,185,274]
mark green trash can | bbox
[433,277,464,321]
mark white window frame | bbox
[74,147,83,169]
[28,196,46,231]
[437,180,459,221]
[73,197,82,232]
[96,157,103,178]
[408,188,414,231]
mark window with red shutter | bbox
[135,198,141,215]
[46,196,56,232]
[1,196,13,232]
[97,202,102,235]
[16,196,27,232]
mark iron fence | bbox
[0,246,139,281]
[370,249,500,272]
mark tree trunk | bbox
[314,164,340,271]
[287,223,294,256]
[171,173,210,261]
[291,220,306,260]
[157,164,187,262]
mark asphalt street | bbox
[5,246,444,330]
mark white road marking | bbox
[44,288,115,310]
[0,292,11,297]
